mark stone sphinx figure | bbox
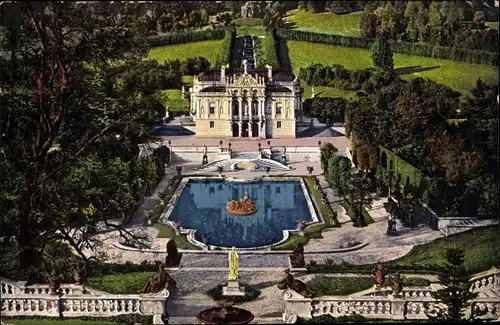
[289,243,305,268]
[226,192,257,215]
[277,269,312,298]
[142,264,176,294]
[47,269,64,295]
[391,272,404,297]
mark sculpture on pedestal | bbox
[290,243,305,268]
[222,247,245,296]
[202,145,208,165]
[387,216,397,235]
[276,269,312,298]
[226,192,258,215]
[391,272,404,297]
[47,270,64,295]
[142,263,176,294]
[373,264,388,287]
[165,240,182,267]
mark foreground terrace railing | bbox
[283,268,500,323]
[1,277,168,318]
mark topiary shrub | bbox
[206,282,261,304]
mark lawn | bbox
[307,276,374,296]
[302,83,357,101]
[160,89,190,112]
[7,320,118,325]
[287,41,499,95]
[87,272,154,294]
[485,21,499,29]
[148,40,223,67]
[391,225,500,274]
[154,223,202,250]
[236,25,266,36]
[285,9,362,37]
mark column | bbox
[250,122,254,138]
[247,98,252,118]
[238,98,243,121]
[228,98,232,117]
[259,99,264,118]
[238,121,243,137]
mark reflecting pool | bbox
[167,179,314,248]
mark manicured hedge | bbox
[342,197,373,226]
[147,28,226,47]
[276,29,498,66]
[215,24,236,68]
[263,29,280,69]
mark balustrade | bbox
[1,293,167,317]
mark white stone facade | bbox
[190,65,303,139]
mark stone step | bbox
[156,315,283,324]
[478,288,500,298]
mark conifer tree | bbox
[370,37,394,71]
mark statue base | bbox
[222,280,245,297]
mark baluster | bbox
[82,299,88,312]
[127,299,133,311]
[66,299,73,313]
[25,299,32,311]
[120,300,126,313]
[113,300,119,314]
[134,300,141,312]
[487,276,494,287]
[41,299,47,311]
[34,299,40,312]
[96,299,103,312]
[7,299,14,311]
[89,300,96,312]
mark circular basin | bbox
[236,161,258,171]
[197,306,254,324]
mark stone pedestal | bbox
[222,280,245,296]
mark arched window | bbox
[209,102,215,115]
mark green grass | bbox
[237,25,266,36]
[234,18,263,26]
[307,276,374,297]
[273,176,339,250]
[160,89,190,112]
[148,40,223,67]
[285,9,362,37]
[391,225,500,274]
[154,223,202,250]
[288,41,499,95]
[7,320,118,325]
[87,272,154,294]
[302,83,358,100]
[485,21,499,29]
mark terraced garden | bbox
[287,41,499,96]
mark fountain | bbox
[197,301,254,325]
[226,192,258,215]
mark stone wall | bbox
[194,119,233,138]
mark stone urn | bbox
[197,305,254,325]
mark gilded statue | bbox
[228,247,239,281]
[226,192,257,215]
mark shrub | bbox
[262,29,280,68]
[87,272,154,294]
[307,276,374,297]
[215,25,236,68]
[206,282,261,304]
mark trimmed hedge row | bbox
[276,29,499,66]
[342,197,372,227]
[263,29,281,69]
[215,24,236,68]
[147,28,226,47]
[306,260,443,275]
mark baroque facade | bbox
[190,63,303,138]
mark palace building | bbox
[189,62,303,139]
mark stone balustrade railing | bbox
[283,289,500,323]
[470,267,499,293]
[1,292,168,318]
[1,278,107,296]
[283,268,500,323]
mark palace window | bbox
[277,121,282,128]
[210,121,215,128]
[209,102,215,115]
[276,103,283,115]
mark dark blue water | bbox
[168,179,313,248]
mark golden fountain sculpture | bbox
[226,192,258,216]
